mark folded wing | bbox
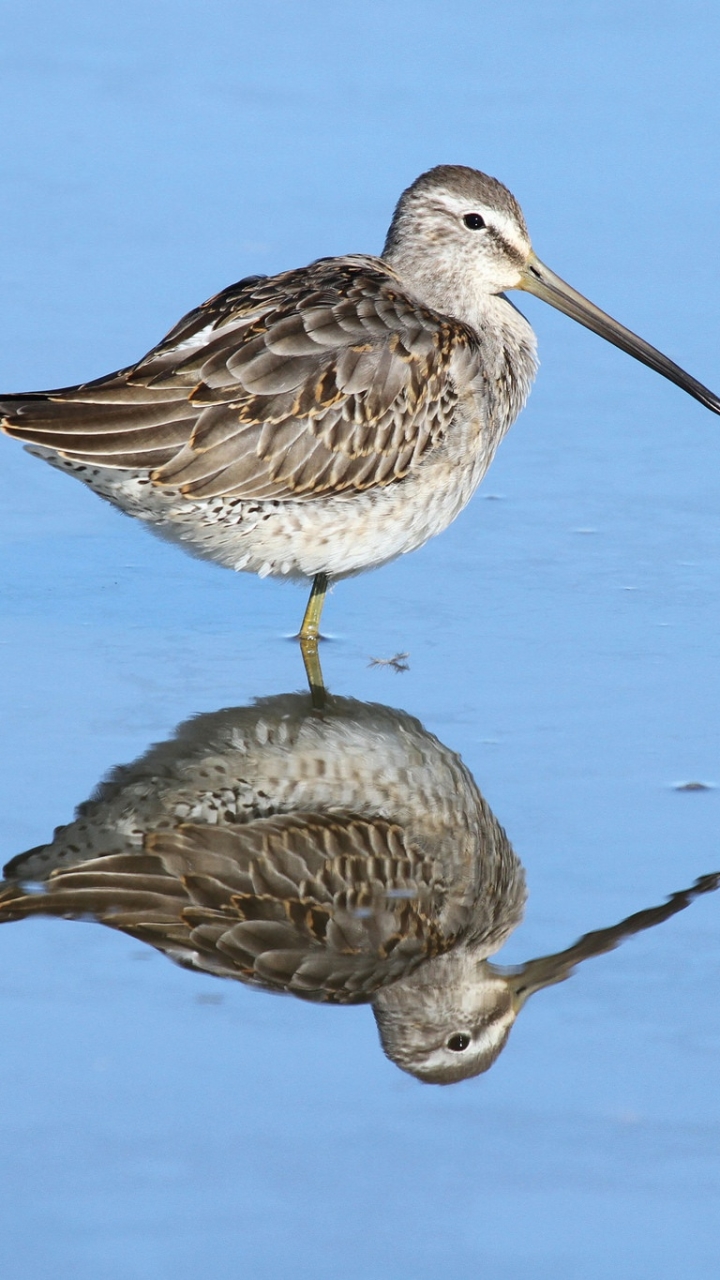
[0,810,449,1002]
[1,258,480,501]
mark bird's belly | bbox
[30,414,496,582]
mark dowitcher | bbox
[3,690,718,1082]
[2,165,719,648]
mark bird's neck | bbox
[382,248,538,430]
[383,244,498,332]
[383,246,534,351]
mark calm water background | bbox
[1,2,719,1276]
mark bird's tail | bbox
[1,381,191,469]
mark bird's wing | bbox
[0,258,480,500]
[0,811,448,1002]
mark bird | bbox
[2,164,719,643]
[2,689,717,1083]
[0,690,527,1081]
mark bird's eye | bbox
[446,1033,471,1052]
[463,213,486,231]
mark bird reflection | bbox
[1,692,717,1084]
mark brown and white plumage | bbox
[0,172,537,597]
[4,813,453,1000]
[2,259,480,501]
[4,163,717,628]
[0,692,527,1079]
[3,691,716,1083]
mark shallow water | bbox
[1,2,720,1276]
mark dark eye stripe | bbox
[486,228,526,267]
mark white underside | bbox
[28,404,502,582]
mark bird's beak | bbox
[517,253,720,415]
[506,956,571,1013]
[500,869,720,1015]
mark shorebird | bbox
[2,690,717,1082]
[2,164,719,648]
[1,691,527,1080]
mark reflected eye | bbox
[446,1033,471,1052]
[463,213,486,231]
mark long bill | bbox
[518,254,720,416]
[498,871,720,1014]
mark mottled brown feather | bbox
[0,258,479,502]
[0,811,449,1002]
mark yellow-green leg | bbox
[298,572,329,642]
[298,573,329,708]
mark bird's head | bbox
[383,164,533,301]
[372,949,522,1085]
[384,163,720,416]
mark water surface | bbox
[1,3,719,1276]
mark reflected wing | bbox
[0,258,479,501]
[0,812,448,1002]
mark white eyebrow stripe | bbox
[475,1017,512,1054]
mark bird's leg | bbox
[298,572,329,643]
[298,573,329,709]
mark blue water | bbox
[1,2,719,1276]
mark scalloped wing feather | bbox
[0,258,479,502]
[0,811,448,1002]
